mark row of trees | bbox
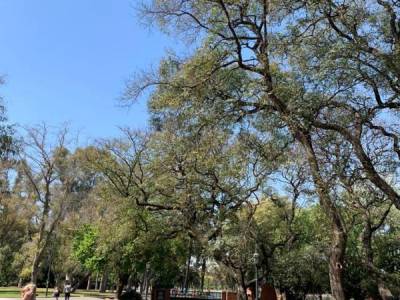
[1,110,399,299]
[1,1,400,299]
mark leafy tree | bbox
[18,125,79,284]
[0,193,34,285]
[72,224,105,273]
[128,1,400,298]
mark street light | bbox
[252,251,259,300]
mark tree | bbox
[270,205,331,299]
[374,209,400,296]
[0,79,16,165]
[128,2,400,298]
[0,192,34,285]
[72,224,104,274]
[19,125,75,284]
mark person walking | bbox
[53,286,60,300]
[64,281,72,300]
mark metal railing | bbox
[170,290,222,300]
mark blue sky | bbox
[0,0,181,143]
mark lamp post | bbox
[253,251,259,300]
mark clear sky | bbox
[0,0,181,143]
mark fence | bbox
[170,290,222,300]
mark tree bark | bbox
[127,275,133,292]
[350,137,400,210]
[140,272,145,294]
[313,121,400,210]
[116,274,129,299]
[200,258,206,292]
[95,272,99,291]
[87,276,91,290]
[31,254,41,284]
[361,223,382,300]
[328,228,346,300]
[297,131,347,300]
[362,224,374,265]
[259,54,348,299]
[99,271,108,293]
[145,281,150,300]
[29,178,51,284]
[239,269,248,300]
[183,239,192,293]
[72,272,91,292]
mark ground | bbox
[0,298,102,300]
[0,287,115,299]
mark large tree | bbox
[127,1,400,298]
[19,125,77,284]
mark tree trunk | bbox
[95,273,99,291]
[72,272,91,292]
[328,227,346,300]
[348,136,400,210]
[116,281,124,299]
[362,225,374,265]
[30,186,52,285]
[87,276,91,290]
[140,274,144,294]
[99,271,108,293]
[127,275,133,292]
[361,222,383,300]
[116,274,129,300]
[200,258,206,292]
[31,254,40,284]
[145,281,150,300]
[298,131,347,300]
[183,239,192,293]
[239,269,248,300]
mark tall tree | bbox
[128,2,400,298]
[19,125,75,284]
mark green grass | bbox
[0,293,20,298]
[74,290,115,298]
[0,287,115,298]
[0,287,68,298]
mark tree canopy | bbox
[1,1,400,300]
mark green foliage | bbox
[375,210,400,274]
[0,100,16,162]
[72,224,105,272]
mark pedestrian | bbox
[53,286,60,300]
[64,281,72,300]
[21,283,36,300]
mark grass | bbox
[0,293,20,298]
[0,287,115,298]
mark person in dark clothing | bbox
[64,281,72,300]
[53,286,60,300]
